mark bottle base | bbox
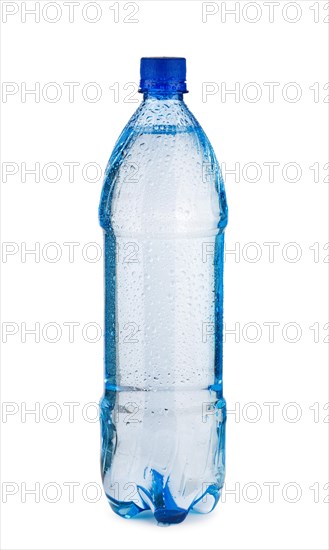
[105,469,221,525]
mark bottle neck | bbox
[142,90,184,101]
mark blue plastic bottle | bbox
[99,58,228,525]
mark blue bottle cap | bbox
[139,57,188,93]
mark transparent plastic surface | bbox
[99,92,228,524]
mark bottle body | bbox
[99,94,228,524]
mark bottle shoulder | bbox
[99,100,228,234]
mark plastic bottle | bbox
[99,57,228,525]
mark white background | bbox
[1,1,328,549]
